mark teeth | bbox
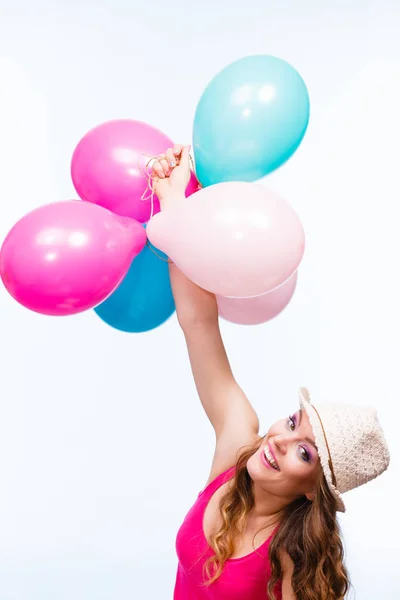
[264,448,279,470]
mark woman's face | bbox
[247,408,322,503]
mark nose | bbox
[273,435,288,455]
[273,432,300,455]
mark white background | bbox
[0,0,399,598]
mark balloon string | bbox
[138,154,159,220]
[145,240,172,263]
[138,152,198,219]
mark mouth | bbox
[262,442,280,471]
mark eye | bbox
[298,446,310,462]
[287,414,296,431]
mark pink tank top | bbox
[174,467,282,599]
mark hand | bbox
[151,144,191,206]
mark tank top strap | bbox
[198,466,236,499]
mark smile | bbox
[261,444,280,470]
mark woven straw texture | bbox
[299,388,390,512]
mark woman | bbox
[150,146,390,600]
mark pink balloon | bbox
[146,182,305,297]
[217,271,298,325]
[0,200,146,316]
[71,119,199,223]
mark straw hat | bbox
[299,387,390,512]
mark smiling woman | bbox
[149,146,391,600]
[247,409,322,511]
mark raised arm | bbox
[151,146,261,482]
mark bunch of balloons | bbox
[148,54,309,325]
[0,54,310,330]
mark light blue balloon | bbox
[94,225,175,333]
[193,55,310,187]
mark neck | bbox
[249,482,300,522]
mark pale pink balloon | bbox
[0,200,146,316]
[71,119,199,223]
[217,271,298,325]
[146,182,305,297]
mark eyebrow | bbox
[297,410,318,450]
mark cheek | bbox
[281,457,320,493]
[248,447,263,469]
[282,454,312,481]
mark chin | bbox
[246,450,264,481]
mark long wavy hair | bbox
[203,436,351,600]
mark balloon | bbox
[146,182,305,298]
[217,271,298,325]
[193,55,310,187]
[0,200,146,316]
[71,119,199,223]
[94,225,175,333]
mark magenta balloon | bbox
[217,271,298,325]
[71,120,199,222]
[0,200,146,316]
[184,169,200,197]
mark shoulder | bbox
[203,432,263,489]
[199,465,236,496]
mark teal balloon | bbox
[94,225,175,333]
[193,55,310,186]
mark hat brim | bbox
[299,388,346,513]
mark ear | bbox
[305,491,316,502]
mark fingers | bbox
[180,145,191,169]
[152,160,165,179]
[166,145,185,169]
[152,153,169,179]
[173,144,184,157]
[160,157,169,174]
[152,145,190,178]
[165,148,177,169]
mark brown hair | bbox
[202,437,351,599]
